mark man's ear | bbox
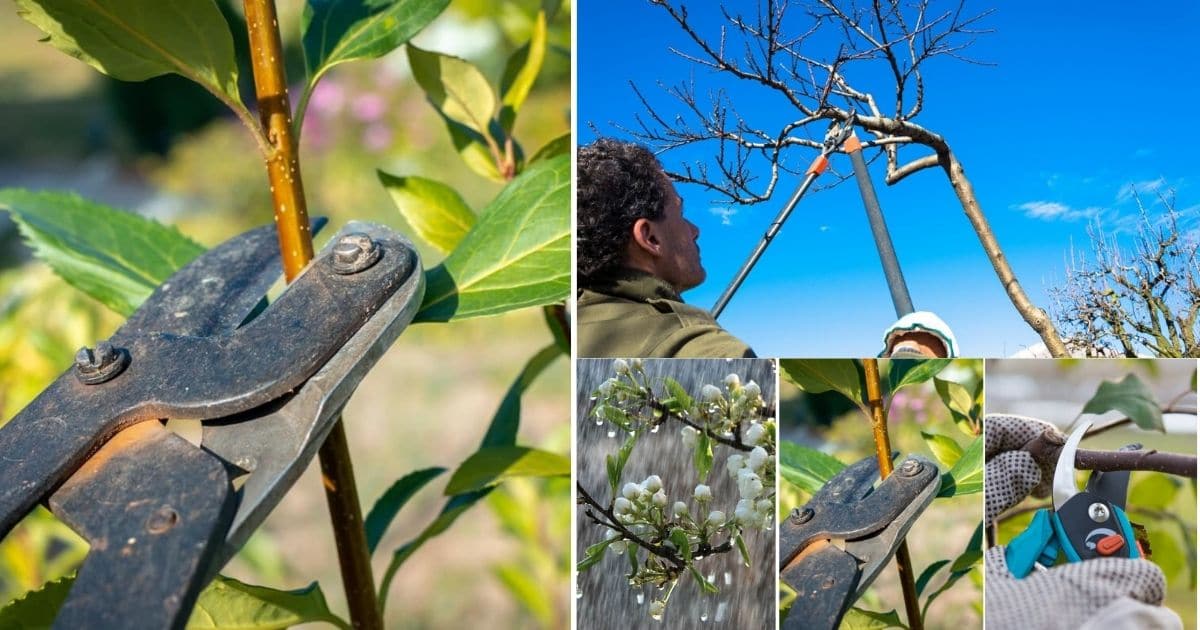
[629,217,661,258]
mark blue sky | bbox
[578,0,1198,357]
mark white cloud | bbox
[1116,177,1166,202]
[1017,201,1101,221]
[709,207,738,226]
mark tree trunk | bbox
[939,150,1068,356]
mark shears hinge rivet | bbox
[899,459,922,477]
[74,341,130,385]
[1088,502,1110,523]
[791,507,814,524]
[331,233,382,275]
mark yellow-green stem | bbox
[863,359,923,630]
[242,2,381,628]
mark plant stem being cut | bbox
[863,359,924,630]
[242,2,380,628]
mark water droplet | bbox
[575,584,582,599]
[649,424,660,433]
[650,607,664,622]
[595,418,603,426]
[636,591,645,605]
[723,571,732,586]
[706,572,716,584]
[700,599,710,622]
[715,602,729,622]
[607,429,616,438]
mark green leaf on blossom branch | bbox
[0,189,205,316]
[887,359,950,394]
[689,565,719,594]
[661,377,695,414]
[780,359,865,408]
[13,0,241,105]
[577,537,616,572]
[694,430,714,481]
[669,528,691,562]
[416,154,569,321]
[734,533,751,568]
[364,467,446,553]
[938,435,983,498]
[301,0,450,92]
[378,172,476,256]
[779,441,846,495]
[607,433,638,498]
[1080,373,1164,432]
[444,446,568,495]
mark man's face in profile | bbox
[651,172,706,293]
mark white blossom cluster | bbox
[725,446,775,530]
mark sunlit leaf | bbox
[607,432,638,498]
[444,446,568,495]
[188,576,350,629]
[498,11,547,132]
[1080,374,1163,432]
[842,607,906,629]
[935,377,977,436]
[14,0,240,104]
[689,565,718,594]
[920,522,982,618]
[1129,473,1180,511]
[416,155,569,321]
[577,537,614,572]
[669,528,690,562]
[0,189,204,316]
[302,0,449,85]
[0,575,70,628]
[693,430,713,480]
[493,563,552,627]
[887,359,950,393]
[938,435,983,497]
[921,431,964,469]
[780,359,864,406]
[779,441,846,494]
[378,172,475,255]
[480,343,563,448]
[734,533,751,568]
[528,132,570,165]
[364,467,446,553]
[914,559,950,597]
[408,45,498,137]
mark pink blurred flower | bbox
[351,93,388,123]
[309,80,345,116]
[362,123,393,152]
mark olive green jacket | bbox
[577,269,755,358]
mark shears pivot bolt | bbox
[331,233,381,275]
[899,459,922,477]
[792,507,814,524]
[1088,502,1110,523]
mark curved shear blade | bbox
[1053,421,1093,510]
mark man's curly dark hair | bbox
[577,138,667,286]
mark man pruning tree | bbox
[576,138,957,358]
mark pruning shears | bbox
[1004,421,1142,578]
[0,220,423,628]
[779,453,939,630]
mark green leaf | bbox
[302,0,449,84]
[779,441,846,494]
[577,537,613,572]
[920,431,964,469]
[693,430,714,480]
[689,565,719,594]
[938,435,983,497]
[480,343,563,448]
[377,172,476,255]
[541,305,569,354]
[445,120,505,182]
[887,359,950,393]
[669,528,690,562]
[381,489,490,610]
[921,523,982,618]
[493,563,552,627]
[734,533,751,568]
[528,132,571,165]
[780,359,864,406]
[842,607,906,629]
[416,154,569,321]
[0,575,71,628]
[662,377,695,411]
[188,576,349,629]
[14,0,240,104]
[364,467,446,553]
[498,11,547,132]
[607,432,638,498]
[1080,374,1164,432]
[0,189,204,316]
[1130,473,1180,511]
[408,45,498,137]
[935,377,977,436]
[1145,524,1185,582]
[444,446,568,495]
[914,559,950,597]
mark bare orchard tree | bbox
[1050,195,1199,357]
[625,0,1068,355]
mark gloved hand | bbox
[880,311,958,358]
[984,414,1181,630]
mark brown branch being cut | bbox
[1023,430,1196,478]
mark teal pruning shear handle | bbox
[1005,421,1141,578]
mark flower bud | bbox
[622,482,643,501]
[649,600,666,619]
[642,474,663,493]
[613,358,630,375]
[632,358,644,371]
[745,423,766,445]
[598,378,616,396]
[694,484,712,502]
[701,384,722,402]
[680,426,700,448]
[744,380,761,399]
[672,501,689,518]
[749,446,769,470]
[724,373,741,389]
[725,453,745,477]
[614,497,633,514]
[611,540,627,554]
[706,510,725,526]
[652,490,668,507]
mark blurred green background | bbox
[0,1,571,627]
[986,358,1197,629]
